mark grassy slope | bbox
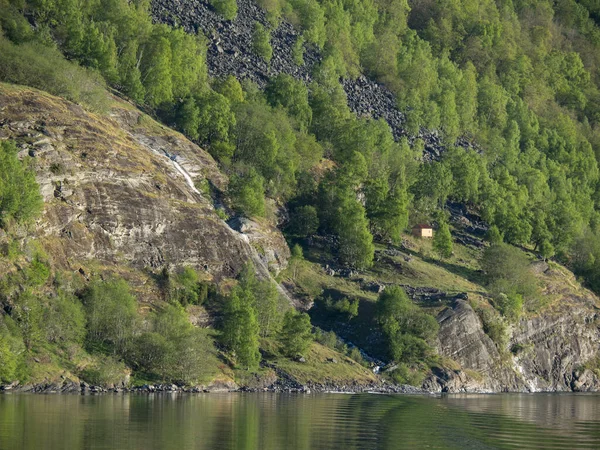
[282,230,600,368]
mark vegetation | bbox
[2,0,600,388]
[252,22,273,62]
[433,221,453,259]
[278,310,312,357]
[0,140,43,227]
[376,287,439,364]
[481,244,539,320]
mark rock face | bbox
[425,282,600,393]
[0,85,288,286]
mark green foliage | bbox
[376,286,439,363]
[0,36,109,112]
[221,286,261,370]
[43,292,86,345]
[486,225,503,244]
[210,0,238,20]
[432,221,453,259]
[0,336,19,383]
[81,356,128,387]
[0,140,43,228]
[278,310,312,357]
[229,169,266,217]
[265,74,312,130]
[82,278,139,354]
[288,205,319,237]
[169,266,208,306]
[252,22,273,62]
[11,290,44,350]
[128,304,217,384]
[481,244,538,320]
[0,316,24,382]
[323,296,359,320]
[291,35,305,65]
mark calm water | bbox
[1,393,599,449]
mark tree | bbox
[278,310,312,357]
[288,205,319,237]
[82,278,139,353]
[221,286,261,369]
[337,198,375,269]
[433,221,453,259]
[480,244,538,319]
[0,141,43,227]
[252,22,273,62]
[265,74,312,130]
[140,27,173,107]
[375,287,438,363]
[289,244,304,281]
[210,0,238,20]
[229,169,266,217]
[486,225,503,244]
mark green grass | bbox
[268,342,376,385]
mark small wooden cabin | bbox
[411,224,433,238]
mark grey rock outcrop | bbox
[0,86,289,293]
[426,295,600,393]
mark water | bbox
[1,393,599,449]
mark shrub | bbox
[81,356,129,387]
[210,0,238,20]
[376,286,439,363]
[0,141,43,228]
[43,293,86,345]
[252,22,273,62]
[481,243,538,320]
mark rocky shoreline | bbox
[0,380,425,395]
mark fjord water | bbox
[1,393,599,449]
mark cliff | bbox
[0,83,288,291]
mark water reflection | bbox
[0,393,599,449]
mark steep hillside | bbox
[1,0,600,394]
[0,82,599,393]
[0,83,289,283]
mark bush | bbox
[252,22,273,62]
[210,0,238,20]
[376,287,439,363]
[480,243,537,319]
[0,141,43,228]
[81,356,129,387]
[169,266,209,306]
[323,296,358,320]
[129,304,219,384]
[43,293,86,345]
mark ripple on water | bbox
[0,393,599,449]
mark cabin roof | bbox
[412,223,432,229]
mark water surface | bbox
[1,392,599,449]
